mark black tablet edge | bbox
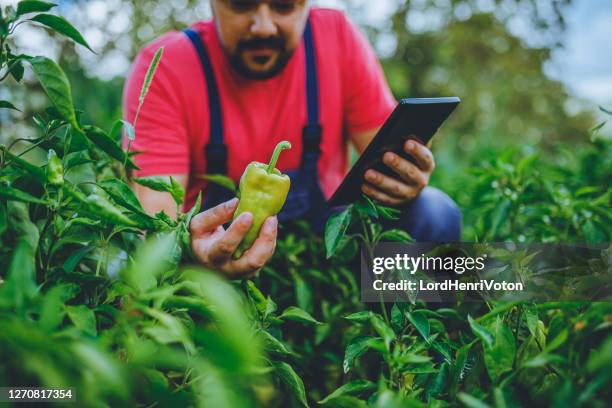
[328,97,461,207]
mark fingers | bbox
[381,151,427,187]
[207,212,254,263]
[190,198,239,236]
[364,169,413,199]
[361,182,404,206]
[231,216,278,274]
[193,215,278,280]
[403,139,435,172]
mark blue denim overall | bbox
[184,20,329,231]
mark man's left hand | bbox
[361,138,435,206]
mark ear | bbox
[210,0,219,17]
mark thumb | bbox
[190,198,238,236]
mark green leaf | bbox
[522,353,565,368]
[30,14,93,52]
[26,56,79,130]
[273,361,308,408]
[6,202,39,250]
[71,343,127,396]
[325,207,352,258]
[1,148,46,182]
[432,341,453,363]
[344,336,376,373]
[9,60,25,82]
[319,380,376,404]
[599,105,612,116]
[374,202,401,220]
[110,119,134,141]
[98,179,146,214]
[135,176,184,206]
[294,274,312,312]
[544,329,568,353]
[590,121,606,135]
[184,268,260,371]
[16,1,56,17]
[319,396,368,408]
[493,388,508,408]
[450,342,473,397]
[260,329,293,357]
[62,245,95,273]
[120,232,177,293]
[427,362,449,398]
[139,47,164,104]
[39,284,75,331]
[468,315,494,349]
[185,192,202,225]
[121,231,182,292]
[64,151,93,169]
[63,217,101,231]
[354,196,378,218]
[202,174,237,193]
[489,198,511,238]
[370,315,395,349]
[0,100,21,111]
[142,307,194,353]
[0,184,48,205]
[81,194,137,227]
[524,304,538,339]
[245,280,268,314]
[169,176,185,205]
[378,228,413,242]
[407,311,430,343]
[458,393,492,408]
[344,311,372,322]
[66,304,97,336]
[0,201,7,235]
[3,239,38,312]
[483,317,516,383]
[390,303,404,331]
[280,306,322,325]
[82,125,138,169]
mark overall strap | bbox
[302,18,323,156]
[183,28,227,175]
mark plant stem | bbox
[267,141,291,173]
[4,137,49,168]
[123,140,132,167]
[37,212,54,276]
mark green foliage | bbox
[0,1,611,407]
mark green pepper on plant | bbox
[46,149,63,186]
[232,141,291,259]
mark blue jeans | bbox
[384,186,462,242]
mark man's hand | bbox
[190,198,278,279]
[362,138,435,206]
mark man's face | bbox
[211,0,309,80]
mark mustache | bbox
[236,36,286,51]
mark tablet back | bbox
[329,97,460,206]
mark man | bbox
[124,0,461,279]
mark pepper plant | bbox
[1,1,611,407]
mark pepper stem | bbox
[267,141,291,174]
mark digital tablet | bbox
[329,97,461,206]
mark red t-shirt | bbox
[123,8,396,209]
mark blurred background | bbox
[1,0,610,201]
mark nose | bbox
[250,4,278,37]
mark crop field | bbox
[0,2,611,407]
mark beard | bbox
[229,35,294,80]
